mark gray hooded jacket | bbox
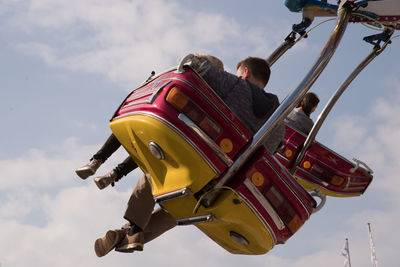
[188,55,284,153]
[284,108,314,135]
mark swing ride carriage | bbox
[107,0,399,256]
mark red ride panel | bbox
[113,67,253,174]
[275,125,373,196]
[230,147,316,244]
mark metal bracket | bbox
[310,189,326,213]
[363,28,393,49]
[292,17,313,37]
[354,0,370,8]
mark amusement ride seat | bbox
[110,66,319,255]
[275,125,373,197]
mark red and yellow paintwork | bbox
[275,125,373,197]
[110,67,316,255]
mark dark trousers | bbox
[114,156,138,179]
[93,133,138,179]
[92,134,121,162]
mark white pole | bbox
[341,238,352,267]
[368,223,378,267]
[347,238,352,267]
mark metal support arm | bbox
[291,28,394,174]
[202,3,353,207]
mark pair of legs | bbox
[75,133,138,189]
[77,136,176,256]
[124,175,177,242]
[95,175,177,257]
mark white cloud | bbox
[15,42,56,64]
[315,89,400,263]
[8,0,280,88]
[0,131,397,266]
[2,2,400,267]
[0,185,132,267]
[330,115,368,152]
[0,138,90,190]
[0,188,40,219]
[327,79,400,202]
[1,129,398,267]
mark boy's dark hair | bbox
[236,57,271,87]
[297,92,320,117]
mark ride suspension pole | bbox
[202,2,353,207]
[291,28,394,174]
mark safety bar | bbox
[176,54,195,73]
[202,2,353,207]
[350,158,374,174]
[291,28,393,174]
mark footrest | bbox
[176,213,215,226]
[154,188,192,203]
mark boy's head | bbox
[236,57,270,88]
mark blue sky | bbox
[1,1,399,266]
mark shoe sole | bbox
[75,168,95,180]
[115,243,143,253]
[94,230,119,257]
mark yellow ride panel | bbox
[111,114,274,254]
[110,115,218,196]
[162,190,275,255]
[294,176,361,198]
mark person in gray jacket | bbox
[284,92,319,135]
[94,54,284,257]
[78,55,283,189]
[193,55,284,153]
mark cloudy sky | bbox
[1,0,399,266]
